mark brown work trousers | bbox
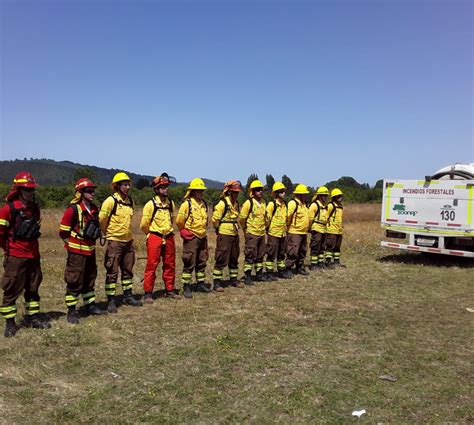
[266,235,287,264]
[285,233,307,269]
[182,236,209,274]
[64,251,97,296]
[244,233,266,265]
[310,231,326,256]
[104,240,135,284]
[214,234,240,271]
[325,234,343,253]
[2,255,42,308]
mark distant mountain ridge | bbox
[0,159,225,189]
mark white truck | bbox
[381,163,474,258]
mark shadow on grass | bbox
[379,253,474,268]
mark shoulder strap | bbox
[311,202,321,223]
[327,202,337,222]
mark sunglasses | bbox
[83,189,95,194]
[254,188,263,192]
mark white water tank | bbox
[431,163,474,180]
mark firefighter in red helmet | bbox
[59,178,107,324]
[0,172,51,337]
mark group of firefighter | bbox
[0,171,344,337]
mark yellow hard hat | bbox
[316,186,329,195]
[249,180,264,190]
[188,178,207,191]
[248,179,264,197]
[293,183,310,195]
[331,188,343,198]
[112,172,131,185]
[185,178,207,199]
[272,182,286,194]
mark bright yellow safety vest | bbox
[140,196,174,236]
[266,199,287,238]
[286,198,310,235]
[212,196,240,236]
[239,198,266,237]
[326,201,343,235]
[309,200,328,234]
[176,198,208,239]
[99,193,134,242]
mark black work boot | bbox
[196,283,211,293]
[281,269,294,279]
[309,264,318,271]
[295,266,309,276]
[4,318,17,337]
[213,279,225,292]
[123,290,143,306]
[230,277,245,288]
[266,271,278,281]
[166,289,182,300]
[325,259,335,269]
[183,284,193,299]
[107,296,118,313]
[67,307,79,325]
[86,303,107,316]
[277,269,288,279]
[244,271,254,285]
[143,292,154,304]
[26,314,51,329]
[255,269,266,282]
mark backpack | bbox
[8,201,41,241]
[287,199,300,226]
[214,197,239,227]
[150,197,174,223]
[183,198,208,226]
[268,199,287,224]
[106,194,134,225]
[70,203,101,240]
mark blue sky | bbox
[1,0,472,186]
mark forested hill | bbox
[0,159,224,189]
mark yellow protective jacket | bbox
[140,196,175,236]
[326,201,343,234]
[176,198,208,239]
[212,196,240,236]
[266,199,287,238]
[286,198,310,235]
[309,200,328,234]
[99,193,134,242]
[239,198,266,237]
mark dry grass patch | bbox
[0,204,473,423]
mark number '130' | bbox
[440,210,455,221]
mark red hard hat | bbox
[224,180,242,192]
[75,178,97,192]
[13,172,39,188]
[152,175,170,188]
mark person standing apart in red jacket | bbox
[0,172,50,337]
[59,178,107,324]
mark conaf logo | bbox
[393,204,417,216]
[442,205,452,210]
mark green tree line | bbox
[0,173,382,209]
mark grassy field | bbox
[0,204,472,424]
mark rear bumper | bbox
[381,241,474,258]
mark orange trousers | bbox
[143,233,176,293]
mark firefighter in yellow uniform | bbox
[265,182,288,280]
[282,184,310,278]
[140,174,180,302]
[212,180,244,291]
[176,178,211,299]
[99,172,142,312]
[239,180,267,284]
[325,188,345,267]
[308,186,329,270]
